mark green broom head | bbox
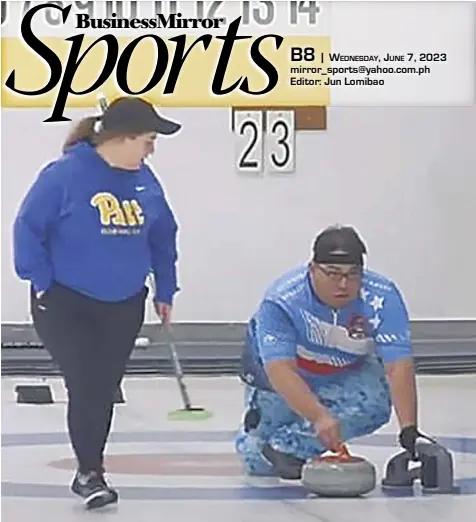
[167,407,213,421]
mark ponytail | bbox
[62,116,99,153]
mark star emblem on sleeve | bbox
[369,314,381,330]
[361,289,370,301]
[370,295,384,312]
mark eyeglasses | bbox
[316,265,362,282]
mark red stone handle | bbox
[337,443,350,457]
[317,443,356,463]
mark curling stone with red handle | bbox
[301,444,376,497]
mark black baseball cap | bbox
[312,225,367,266]
[99,96,181,136]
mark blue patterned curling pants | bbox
[234,356,392,476]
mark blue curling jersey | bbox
[241,265,413,389]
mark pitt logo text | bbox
[91,192,144,236]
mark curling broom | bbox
[161,323,213,421]
[148,275,212,421]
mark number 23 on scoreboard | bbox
[234,111,296,174]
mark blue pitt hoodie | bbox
[13,141,179,304]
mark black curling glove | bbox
[399,425,421,458]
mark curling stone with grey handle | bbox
[301,444,376,497]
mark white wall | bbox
[2,102,475,323]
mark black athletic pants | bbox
[31,282,147,474]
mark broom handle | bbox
[147,274,192,410]
[162,324,192,410]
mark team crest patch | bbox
[346,315,369,340]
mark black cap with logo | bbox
[312,225,367,266]
[99,96,181,136]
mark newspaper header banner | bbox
[1,1,474,121]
